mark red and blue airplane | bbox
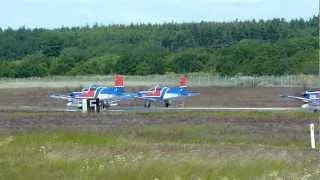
[281,90,320,112]
[137,75,200,108]
[50,75,136,109]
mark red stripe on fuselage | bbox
[81,89,96,98]
[141,87,166,98]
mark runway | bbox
[154,107,300,111]
[105,106,301,113]
[0,105,301,113]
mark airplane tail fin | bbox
[115,75,124,87]
[114,75,125,92]
[179,75,188,88]
[179,75,200,97]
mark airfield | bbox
[0,86,303,130]
[0,86,319,179]
[0,86,302,111]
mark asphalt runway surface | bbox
[0,86,304,113]
[0,87,314,134]
[0,105,301,113]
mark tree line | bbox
[0,16,318,77]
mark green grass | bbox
[1,146,312,180]
[0,74,318,88]
[126,123,310,148]
[0,123,319,179]
[137,111,318,120]
[10,131,125,146]
[4,110,317,117]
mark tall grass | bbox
[0,73,318,88]
[0,124,319,179]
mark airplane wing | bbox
[161,92,200,102]
[138,92,200,102]
[100,93,138,103]
[98,93,137,107]
[112,93,137,101]
[186,92,200,97]
[280,95,311,103]
[121,93,138,99]
[135,96,159,102]
[49,94,73,101]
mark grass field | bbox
[0,85,319,179]
[0,111,319,179]
[0,74,318,88]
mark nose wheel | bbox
[101,100,110,109]
[165,102,169,107]
[164,100,171,108]
[144,101,151,108]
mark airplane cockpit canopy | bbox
[82,84,99,92]
[148,85,162,91]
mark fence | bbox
[0,74,319,88]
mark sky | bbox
[0,0,318,29]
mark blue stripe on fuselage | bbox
[304,92,320,100]
[95,87,103,97]
[114,87,125,94]
[160,87,169,100]
[166,87,188,96]
[96,87,125,96]
[310,101,320,106]
[139,87,189,101]
[139,87,168,101]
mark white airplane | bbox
[137,75,200,108]
[49,75,136,109]
[280,90,320,112]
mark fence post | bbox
[310,123,316,149]
[82,99,88,113]
[252,77,255,88]
[95,98,100,113]
[319,117,320,151]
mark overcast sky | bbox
[0,0,318,29]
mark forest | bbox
[0,16,318,77]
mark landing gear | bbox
[164,100,171,108]
[165,102,169,107]
[82,98,100,113]
[144,101,151,108]
[102,100,110,109]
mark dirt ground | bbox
[183,86,302,107]
[0,87,312,133]
[0,86,303,109]
[0,87,318,179]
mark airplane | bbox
[49,75,136,109]
[137,75,200,108]
[280,90,320,112]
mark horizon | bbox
[0,0,318,30]
[0,15,318,31]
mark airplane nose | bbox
[301,104,309,109]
